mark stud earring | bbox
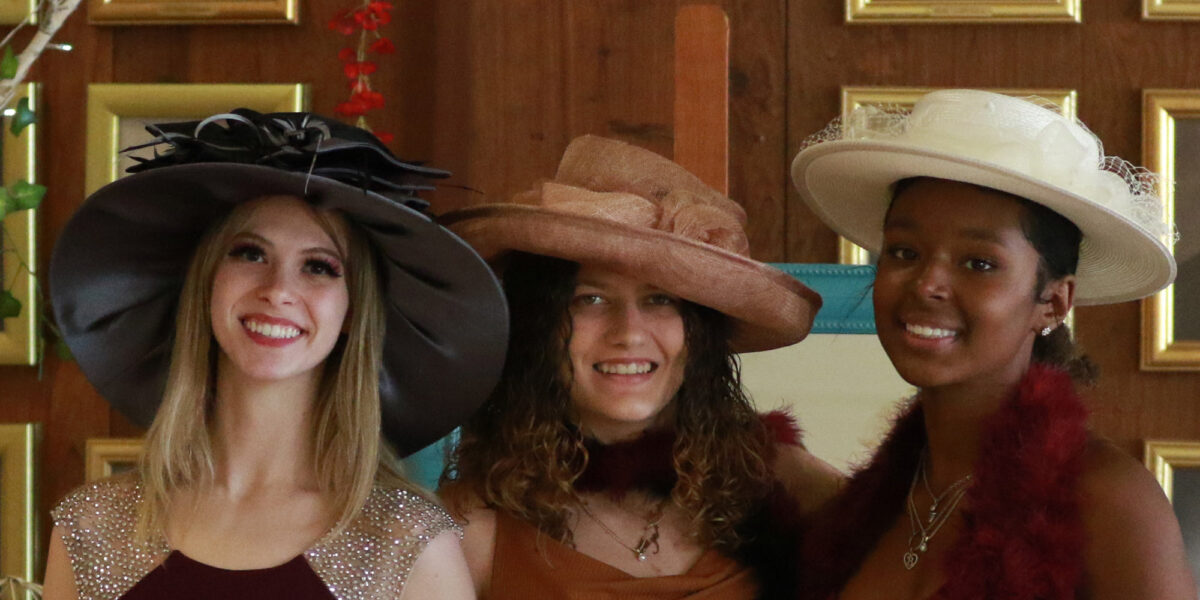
[1040,325,1053,337]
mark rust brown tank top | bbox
[488,509,758,599]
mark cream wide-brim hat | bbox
[791,89,1176,305]
[443,135,821,353]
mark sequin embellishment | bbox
[51,479,169,600]
[306,487,461,599]
[52,479,461,600]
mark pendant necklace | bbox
[903,451,973,570]
[577,499,665,562]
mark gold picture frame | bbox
[89,0,297,25]
[0,0,36,25]
[86,83,309,196]
[1141,90,1200,371]
[0,424,40,586]
[1144,0,1200,20]
[1,83,39,365]
[836,86,1079,266]
[85,438,143,482]
[1144,439,1200,585]
[1146,439,1200,503]
[846,0,1080,23]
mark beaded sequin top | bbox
[52,477,461,600]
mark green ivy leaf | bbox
[9,179,44,211]
[8,96,34,136]
[0,290,20,319]
[0,187,8,219]
[0,46,16,79]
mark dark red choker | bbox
[574,429,677,498]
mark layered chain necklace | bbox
[577,498,666,562]
[903,452,973,570]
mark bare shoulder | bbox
[437,481,497,597]
[400,529,475,600]
[43,526,80,600]
[1079,438,1174,524]
[773,443,845,514]
[1079,438,1197,599]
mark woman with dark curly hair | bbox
[439,135,843,599]
[791,90,1195,599]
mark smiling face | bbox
[873,178,1071,395]
[566,265,688,443]
[209,195,351,388]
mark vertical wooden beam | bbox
[673,4,729,194]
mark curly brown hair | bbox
[443,252,778,550]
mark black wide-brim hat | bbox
[50,110,509,456]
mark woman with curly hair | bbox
[439,135,843,599]
[791,90,1195,599]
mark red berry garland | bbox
[329,0,395,144]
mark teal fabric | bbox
[771,263,876,334]
[400,430,457,490]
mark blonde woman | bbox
[42,110,507,600]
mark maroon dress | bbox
[119,551,335,600]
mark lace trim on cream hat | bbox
[792,89,1178,305]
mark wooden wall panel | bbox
[426,1,684,214]
[727,0,788,260]
[2,0,1198,578]
[428,1,569,212]
[1075,1,1200,458]
[0,5,115,573]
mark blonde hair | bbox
[138,196,408,539]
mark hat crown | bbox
[834,90,1173,246]
[515,135,752,256]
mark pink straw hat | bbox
[442,135,821,352]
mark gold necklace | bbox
[577,499,665,562]
[903,453,973,570]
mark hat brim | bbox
[792,140,1176,305]
[51,163,509,456]
[442,204,820,352]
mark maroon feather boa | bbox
[800,364,1089,600]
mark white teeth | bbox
[596,362,653,375]
[906,323,956,339]
[245,320,302,339]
